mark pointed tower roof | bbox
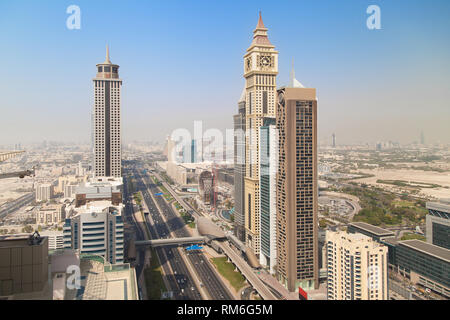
[256,11,266,29]
[250,12,272,47]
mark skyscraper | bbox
[332,133,336,148]
[259,117,277,274]
[276,76,319,292]
[243,13,278,255]
[233,87,246,242]
[93,46,122,178]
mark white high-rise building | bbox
[93,46,122,178]
[326,230,388,300]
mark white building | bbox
[41,230,64,250]
[93,46,122,178]
[36,183,53,202]
[63,201,124,264]
[326,230,388,300]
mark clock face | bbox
[261,56,271,66]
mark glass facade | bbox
[395,243,449,289]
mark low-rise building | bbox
[35,204,65,225]
[348,222,395,242]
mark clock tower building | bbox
[243,13,278,256]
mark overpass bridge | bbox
[134,236,206,247]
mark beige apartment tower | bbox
[276,86,318,292]
[326,230,388,300]
[93,46,122,178]
[243,13,278,255]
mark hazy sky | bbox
[0,0,449,146]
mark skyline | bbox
[1,0,450,146]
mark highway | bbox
[135,173,202,300]
[0,192,35,219]
[122,175,146,295]
[218,242,277,300]
[136,170,234,300]
[125,169,201,300]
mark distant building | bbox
[259,117,277,274]
[198,171,215,205]
[63,201,124,264]
[75,177,123,207]
[426,201,450,249]
[332,133,336,148]
[93,46,122,178]
[0,234,49,298]
[64,182,78,199]
[326,230,388,300]
[35,204,65,225]
[56,175,87,194]
[191,139,197,163]
[36,183,53,202]
[233,87,246,242]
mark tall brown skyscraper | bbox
[276,82,319,292]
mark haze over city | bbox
[0,0,449,146]
[0,0,450,308]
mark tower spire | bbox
[290,58,295,85]
[256,11,266,29]
[289,58,305,88]
[105,44,111,64]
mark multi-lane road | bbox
[0,192,34,219]
[133,168,233,300]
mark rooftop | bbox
[349,222,395,237]
[426,201,450,214]
[399,239,450,263]
[381,236,399,246]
